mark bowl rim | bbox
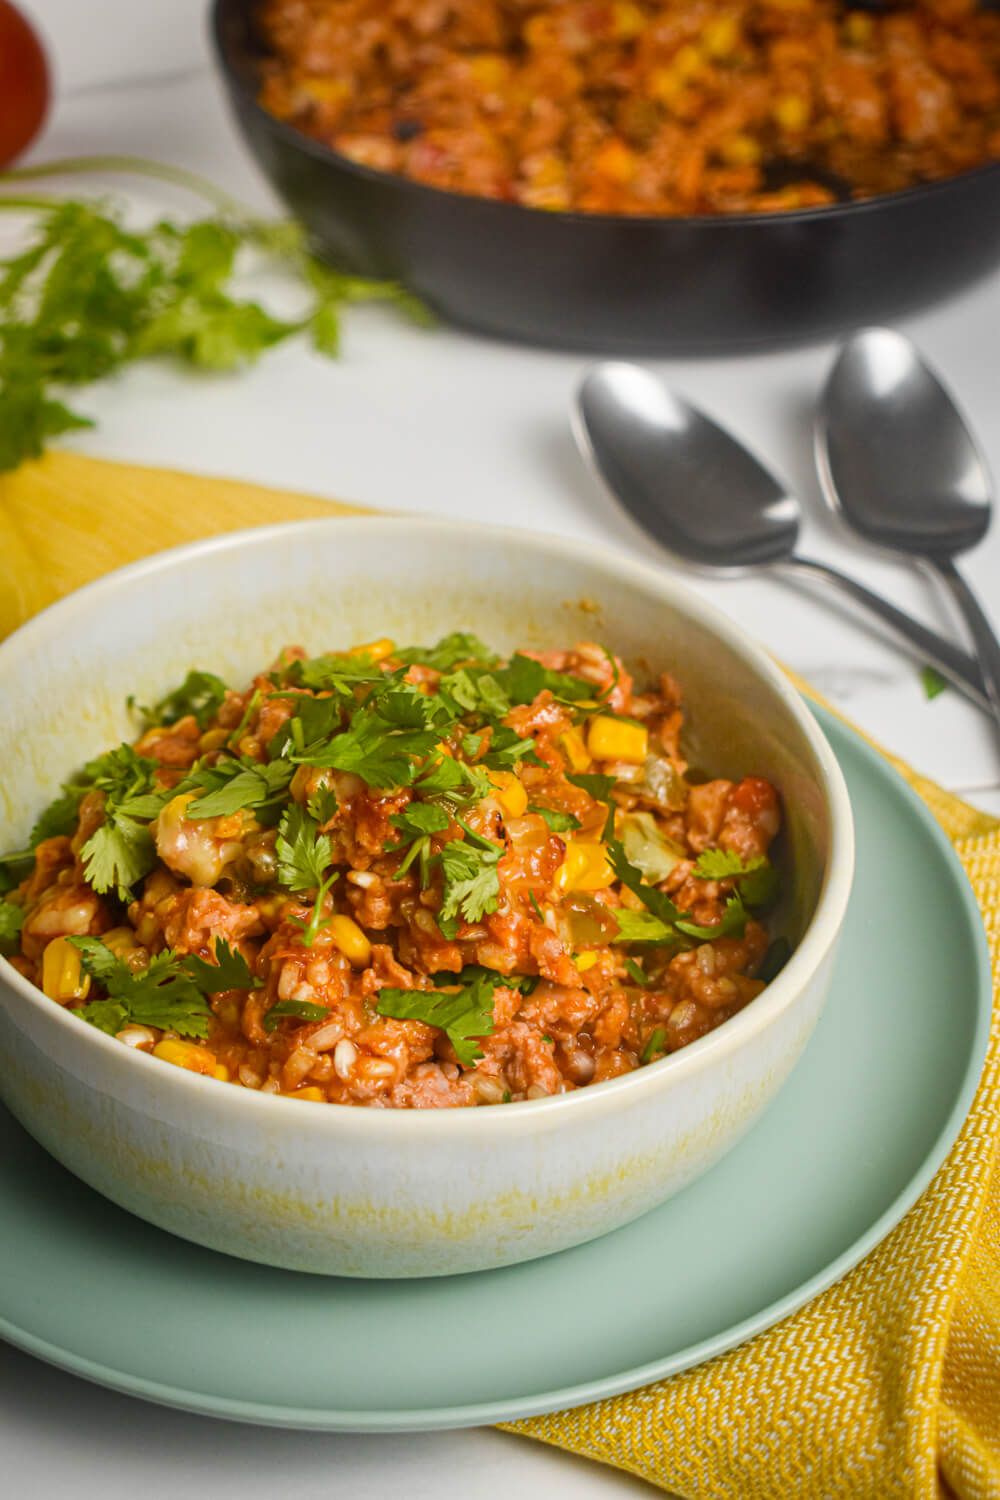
[0,515,855,1135]
[209,0,1000,235]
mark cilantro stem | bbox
[0,155,250,218]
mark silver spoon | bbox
[574,362,987,713]
[816,327,1000,741]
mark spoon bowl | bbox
[815,327,992,557]
[816,328,1000,751]
[574,361,988,713]
[575,363,801,574]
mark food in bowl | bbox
[257,0,1000,216]
[1,632,787,1109]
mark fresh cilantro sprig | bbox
[176,756,295,820]
[530,805,581,834]
[693,848,779,909]
[376,970,500,1065]
[132,669,228,730]
[608,840,750,944]
[437,822,503,938]
[293,705,441,790]
[0,898,24,955]
[263,999,330,1032]
[77,744,170,900]
[394,633,498,673]
[276,804,338,946]
[389,802,451,886]
[68,935,259,1038]
[0,155,429,473]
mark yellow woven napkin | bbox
[3,453,999,1499]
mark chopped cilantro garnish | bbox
[29,785,87,846]
[307,785,338,825]
[178,757,295,819]
[295,706,439,789]
[430,963,538,996]
[136,669,228,730]
[395,632,499,673]
[376,970,499,1064]
[263,999,330,1032]
[481,726,541,771]
[623,957,650,987]
[389,801,451,885]
[567,771,618,839]
[529,891,546,923]
[285,652,388,695]
[73,744,169,900]
[640,1026,667,1064]
[494,653,593,707]
[438,822,502,937]
[612,908,675,944]
[693,848,779,909]
[609,839,749,943]
[276,804,333,892]
[0,898,24,956]
[920,665,948,701]
[530,805,580,834]
[68,936,257,1039]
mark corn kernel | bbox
[702,14,740,58]
[101,926,139,959]
[612,1,646,40]
[772,93,810,133]
[199,727,229,753]
[328,914,372,968]
[303,77,350,105]
[574,950,599,972]
[843,11,873,45]
[587,715,649,764]
[555,840,614,893]
[487,769,528,818]
[672,44,705,80]
[719,133,762,167]
[560,727,592,772]
[41,936,91,1003]
[288,1086,326,1102]
[468,52,509,90]
[593,139,637,185]
[349,637,395,661]
[153,1038,217,1075]
[213,1064,230,1082]
[648,67,686,106]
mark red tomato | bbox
[0,2,49,167]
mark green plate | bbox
[0,710,990,1431]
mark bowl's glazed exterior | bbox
[212,0,1000,351]
[0,520,853,1276]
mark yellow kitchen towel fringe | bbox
[3,451,999,1500]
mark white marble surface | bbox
[3,1,1000,1493]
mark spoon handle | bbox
[787,554,989,713]
[928,557,1000,736]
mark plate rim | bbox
[0,707,992,1432]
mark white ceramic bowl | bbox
[0,519,853,1277]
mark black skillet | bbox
[211,0,1000,352]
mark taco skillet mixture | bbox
[0,635,788,1107]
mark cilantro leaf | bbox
[920,665,948,701]
[178,757,294,819]
[376,972,498,1065]
[481,726,541,771]
[0,898,25,956]
[640,1026,667,1064]
[295,708,439,789]
[432,963,539,997]
[284,653,387,695]
[81,814,157,902]
[693,848,779,909]
[612,908,675,944]
[675,895,749,941]
[567,771,618,839]
[437,823,502,937]
[69,938,213,1039]
[395,633,498,672]
[494,654,593,707]
[607,840,683,927]
[623,957,650,988]
[182,939,261,993]
[393,803,451,838]
[276,805,333,893]
[29,786,86,846]
[306,785,338,824]
[415,753,492,806]
[139,669,228,729]
[530,805,581,833]
[263,999,330,1032]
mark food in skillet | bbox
[0,635,788,1107]
[257,0,1000,216]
